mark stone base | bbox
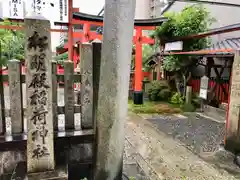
[224,135,240,154]
[133,91,143,105]
[27,167,68,180]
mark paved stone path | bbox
[147,113,224,155]
[126,112,237,180]
[144,112,240,179]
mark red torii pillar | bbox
[133,27,143,104]
[133,27,155,104]
[71,19,155,105]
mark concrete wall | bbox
[135,0,151,19]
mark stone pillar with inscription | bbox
[94,0,136,179]
[25,15,55,173]
[225,50,240,153]
[80,43,93,129]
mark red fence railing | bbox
[190,77,230,103]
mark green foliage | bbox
[181,103,196,112]
[0,19,25,66]
[148,80,171,101]
[142,44,154,70]
[158,88,171,100]
[170,92,184,105]
[192,92,201,108]
[54,52,68,65]
[128,100,182,114]
[132,44,155,71]
[170,92,198,112]
[153,5,215,72]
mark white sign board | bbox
[0,2,2,18]
[199,89,207,99]
[164,41,183,51]
[54,0,68,23]
[0,0,68,23]
[8,0,24,19]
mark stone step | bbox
[200,105,226,123]
[44,177,67,180]
[219,103,228,111]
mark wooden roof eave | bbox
[163,23,240,43]
[72,12,168,26]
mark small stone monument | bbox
[80,43,93,129]
[24,14,55,173]
[199,75,209,100]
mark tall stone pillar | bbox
[225,50,240,153]
[25,14,55,173]
[94,0,136,179]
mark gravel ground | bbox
[147,114,225,155]
[127,113,237,180]
[145,113,240,178]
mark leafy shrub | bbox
[158,89,171,101]
[170,92,184,105]
[192,92,201,108]
[129,101,182,114]
[181,103,196,112]
[148,80,171,101]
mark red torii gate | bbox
[58,11,167,104]
[0,4,167,105]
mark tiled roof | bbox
[204,37,240,55]
[206,37,240,51]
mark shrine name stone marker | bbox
[25,15,55,173]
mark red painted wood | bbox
[190,78,229,104]
[134,28,143,92]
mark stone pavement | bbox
[125,112,237,180]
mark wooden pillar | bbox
[94,0,136,179]
[133,27,143,104]
[225,50,240,153]
[205,57,213,77]
[83,23,90,42]
[25,15,55,173]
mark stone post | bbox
[94,0,136,179]
[25,14,55,173]
[185,86,192,105]
[225,50,240,153]
[64,60,75,130]
[8,59,24,134]
[80,43,93,129]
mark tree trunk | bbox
[182,71,192,98]
[182,73,186,98]
[174,74,181,93]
